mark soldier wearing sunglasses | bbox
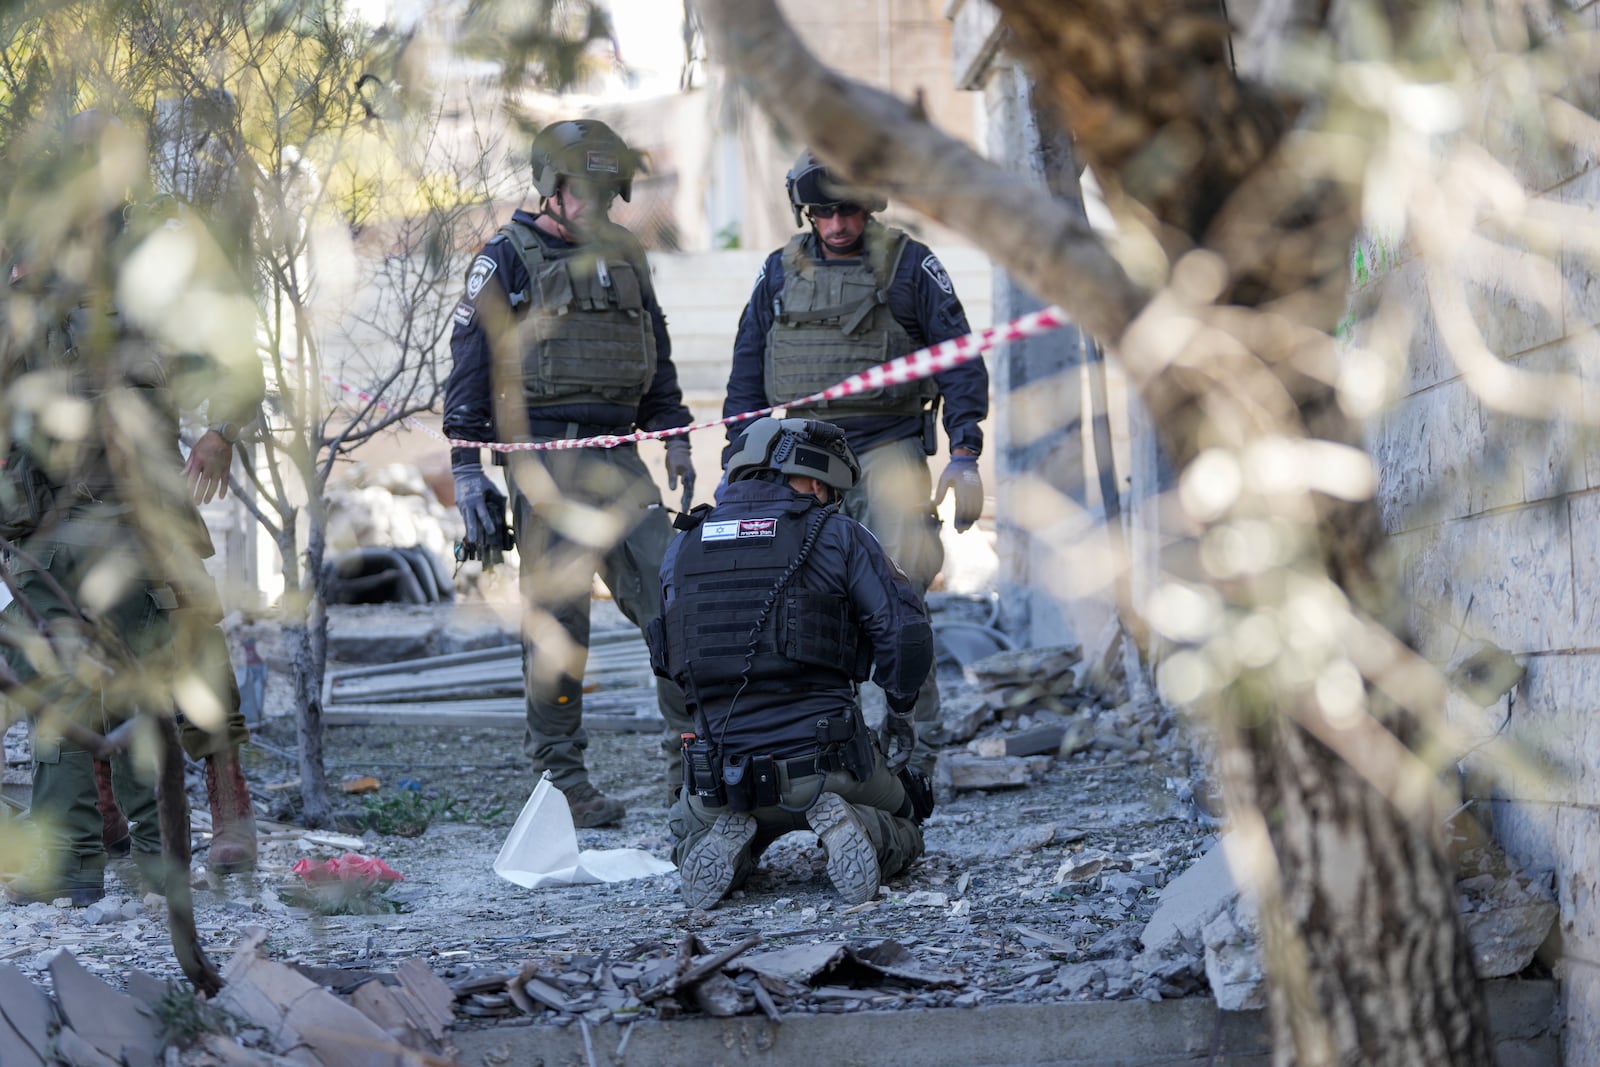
[721,150,989,783]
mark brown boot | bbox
[93,759,131,858]
[562,781,625,828]
[204,749,257,874]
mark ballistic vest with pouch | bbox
[764,223,935,420]
[662,497,870,700]
[499,219,658,410]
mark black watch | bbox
[210,421,242,445]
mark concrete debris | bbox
[1135,827,1562,1013]
[50,950,164,1067]
[972,724,1068,758]
[1456,842,1559,978]
[1,602,1569,1058]
[1202,896,1265,1011]
[0,962,55,1065]
[1053,848,1133,885]
[214,929,430,1066]
[936,754,1049,791]
[454,934,963,1030]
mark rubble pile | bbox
[0,604,1568,1063]
[447,933,963,1027]
[936,644,1183,795]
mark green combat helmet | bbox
[724,416,861,494]
[529,119,644,203]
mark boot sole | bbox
[680,813,756,910]
[806,793,881,905]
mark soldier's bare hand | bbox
[184,431,234,504]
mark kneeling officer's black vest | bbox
[662,497,870,701]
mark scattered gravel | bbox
[1,602,1222,1040]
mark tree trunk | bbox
[278,513,332,828]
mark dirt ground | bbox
[0,601,1219,1047]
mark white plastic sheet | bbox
[492,774,676,889]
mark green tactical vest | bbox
[763,223,936,421]
[0,286,188,543]
[498,219,658,411]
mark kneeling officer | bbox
[650,417,933,908]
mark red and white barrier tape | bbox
[325,304,1070,452]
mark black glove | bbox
[453,464,507,549]
[934,454,983,533]
[665,436,695,508]
[879,712,917,774]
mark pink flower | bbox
[292,852,404,887]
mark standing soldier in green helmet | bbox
[444,119,696,827]
[723,150,989,788]
[0,106,264,905]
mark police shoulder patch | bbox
[465,255,497,300]
[920,254,954,295]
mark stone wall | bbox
[949,0,1600,1058]
[1360,6,1600,1054]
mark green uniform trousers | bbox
[509,438,692,790]
[5,533,245,886]
[841,436,945,774]
[668,739,924,889]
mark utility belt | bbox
[682,709,874,812]
[524,419,633,440]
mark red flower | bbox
[292,852,404,887]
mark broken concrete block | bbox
[1464,893,1559,978]
[937,755,1032,791]
[972,724,1068,758]
[1101,873,1148,899]
[1203,896,1265,1011]
[81,900,128,927]
[49,951,164,1067]
[0,962,53,1066]
[936,693,993,744]
[215,930,411,1067]
[1052,849,1131,885]
[1140,837,1247,956]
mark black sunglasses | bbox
[808,203,863,220]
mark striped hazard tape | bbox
[319,304,1071,452]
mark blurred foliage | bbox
[360,787,507,836]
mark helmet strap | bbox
[540,181,582,240]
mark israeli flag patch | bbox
[703,518,778,542]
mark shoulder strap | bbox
[497,218,547,271]
[867,225,910,289]
[674,502,713,532]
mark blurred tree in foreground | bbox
[0,0,612,829]
[693,0,1600,1063]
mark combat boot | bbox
[7,854,105,908]
[204,748,257,874]
[561,781,625,828]
[805,792,882,905]
[679,812,756,910]
[93,759,131,858]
